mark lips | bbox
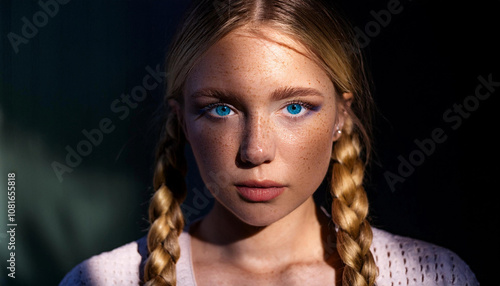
[235,180,286,202]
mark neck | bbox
[190,197,335,270]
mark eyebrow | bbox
[271,86,324,101]
[189,86,324,101]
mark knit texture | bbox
[59,227,479,286]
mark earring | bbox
[337,129,342,134]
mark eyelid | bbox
[284,100,314,109]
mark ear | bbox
[332,92,353,141]
[168,99,189,142]
[341,92,353,109]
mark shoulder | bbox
[371,227,479,286]
[59,236,148,286]
[59,232,195,286]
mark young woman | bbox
[60,0,479,285]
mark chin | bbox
[229,204,290,227]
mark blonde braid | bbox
[144,110,187,286]
[330,118,378,286]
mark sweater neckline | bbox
[183,219,202,286]
[186,231,199,286]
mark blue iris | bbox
[215,105,231,116]
[286,104,302,115]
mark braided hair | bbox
[144,111,187,286]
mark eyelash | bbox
[198,100,317,120]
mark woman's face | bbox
[181,26,345,226]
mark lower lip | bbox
[236,187,285,202]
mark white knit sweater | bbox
[59,227,479,286]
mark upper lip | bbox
[235,180,286,188]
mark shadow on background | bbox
[0,1,498,285]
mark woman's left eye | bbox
[284,102,310,116]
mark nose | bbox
[238,115,276,166]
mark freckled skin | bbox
[183,27,343,226]
[180,26,347,285]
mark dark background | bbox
[0,1,498,285]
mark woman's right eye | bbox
[207,104,234,118]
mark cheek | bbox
[186,120,240,179]
[280,115,335,185]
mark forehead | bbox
[184,26,335,100]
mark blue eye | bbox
[213,105,232,117]
[286,104,302,115]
